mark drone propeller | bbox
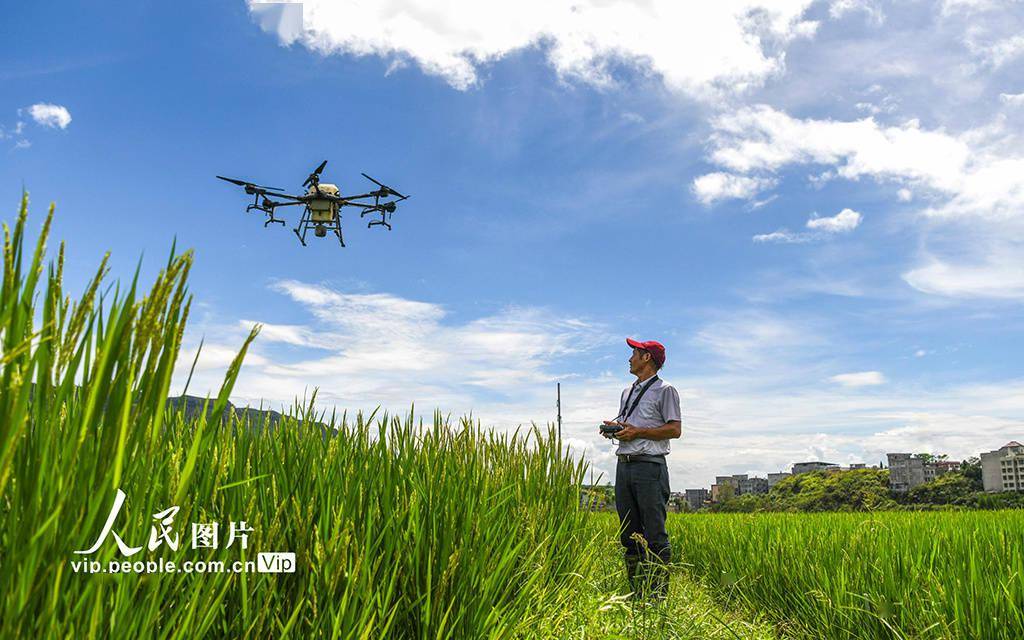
[216,176,285,192]
[361,173,408,200]
[302,160,328,188]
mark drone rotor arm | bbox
[337,191,381,201]
[264,192,308,202]
[360,173,408,199]
[217,176,286,191]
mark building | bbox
[739,476,769,495]
[767,472,791,488]
[711,475,740,502]
[792,461,838,475]
[684,489,710,511]
[887,453,925,492]
[709,474,768,500]
[933,460,960,474]
[981,442,1024,492]
[887,453,961,492]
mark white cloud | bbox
[897,188,913,201]
[25,103,71,129]
[941,0,1000,15]
[693,311,820,370]
[969,33,1024,68]
[1000,92,1024,106]
[706,106,971,194]
[806,208,862,233]
[830,371,886,387]
[753,208,862,243]
[251,1,303,42]
[701,104,1024,298]
[829,0,884,24]
[903,253,1024,299]
[752,229,809,244]
[178,343,269,373]
[174,281,611,414]
[692,172,775,205]
[247,0,819,94]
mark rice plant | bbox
[0,194,602,639]
[668,511,1024,639]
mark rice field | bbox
[1,196,788,639]
[0,196,602,638]
[4,196,1024,639]
[666,511,1024,639]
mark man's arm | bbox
[606,420,681,441]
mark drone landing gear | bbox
[361,205,394,231]
[293,206,345,247]
[247,199,286,227]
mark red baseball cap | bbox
[627,338,666,368]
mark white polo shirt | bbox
[614,374,682,457]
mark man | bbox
[600,338,682,600]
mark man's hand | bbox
[601,420,641,441]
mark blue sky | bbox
[3,0,1024,488]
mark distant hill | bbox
[166,394,284,429]
[166,395,333,437]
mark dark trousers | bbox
[615,459,671,563]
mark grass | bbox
[0,195,784,639]
[667,510,1024,639]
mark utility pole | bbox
[556,383,562,443]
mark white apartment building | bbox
[981,441,1024,492]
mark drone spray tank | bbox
[307,183,340,237]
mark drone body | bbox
[217,160,409,247]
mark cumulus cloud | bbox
[705,106,972,195]
[247,0,820,94]
[25,103,71,129]
[692,172,776,205]
[830,371,886,387]
[753,208,862,243]
[806,208,862,233]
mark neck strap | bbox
[619,375,658,422]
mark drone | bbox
[217,160,409,247]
